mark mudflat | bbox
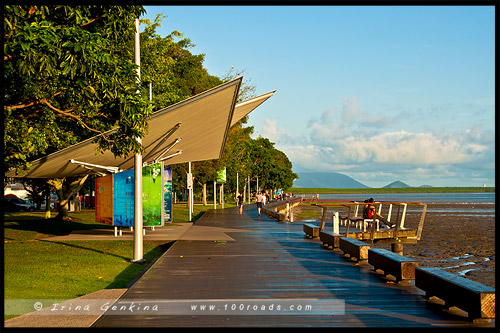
[295,202,495,288]
[403,203,495,288]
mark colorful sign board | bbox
[95,162,173,227]
[142,163,162,226]
[95,174,113,225]
[163,164,173,223]
[113,169,135,226]
[217,168,226,183]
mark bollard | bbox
[333,212,339,234]
[391,242,404,255]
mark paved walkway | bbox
[93,206,490,328]
[5,205,493,328]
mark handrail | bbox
[312,201,426,241]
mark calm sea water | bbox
[317,192,495,204]
[315,192,495,216]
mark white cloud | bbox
[266,98,494,186]
[261,118,293,143]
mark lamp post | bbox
[133,18,144,262]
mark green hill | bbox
[383,181,410,188]
[293,172,369,189]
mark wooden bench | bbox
[415,267,495,321]
[263,208,285,222]
[339,237,371,262]
[303,223,320,238]
[319,230,341,249]
[368,248,417,282]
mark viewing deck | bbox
[93,205,493,327]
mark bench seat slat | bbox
[368,248,417,282]
[415,267,495,320]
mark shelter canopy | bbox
[5,78,275,179]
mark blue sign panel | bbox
[163,164,173,223]
[113,169,135,226]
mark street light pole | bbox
[133,18,144,262]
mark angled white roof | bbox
[231,90,276,127]
[5,79,276,179]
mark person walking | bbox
[256,192,264,216]
[237,193,244,215]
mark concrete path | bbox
[4,208,254,328]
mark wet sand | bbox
[294,202,495,288]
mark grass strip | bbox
[3,204,233,320]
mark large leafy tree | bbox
[139,14,226,205]
[4,5,152,218]
[4,5,151,170]
[139,14,223,110]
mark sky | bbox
[142,5,495,188]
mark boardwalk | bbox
[93,205,489,327]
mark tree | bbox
[139,14,223,110]
[4,5,152,219]
[4,5,152,171]
[139,14,226,204]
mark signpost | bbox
[217,168,226,209]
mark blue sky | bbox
[142,5,495,187]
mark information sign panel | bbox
[95,174,113,225]
[142,162,162,226]
[217,168,226,183]
[163,164,173,223]
[113,169,135,226]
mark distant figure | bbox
[237,193,244,215]
[256,192,264,216]
[261,190,267,206]
[363,198,394,228]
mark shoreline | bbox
[289,187,495,194]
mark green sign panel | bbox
[217,168,226,183]
[142,162,162,226]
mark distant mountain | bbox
[383,181,410,188]
[293,172,369,188]
[419,185,433,188]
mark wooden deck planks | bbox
[93,206,487,327]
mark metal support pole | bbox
[247,176,250,204]
[214,181,216,209]
[188,162,192,221]
[132,18,144,262]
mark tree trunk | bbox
[49,175,89,220]
[44,182,51,219]
[202,183,207,206]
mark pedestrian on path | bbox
[237,193,244,215]
[256,191,264,216]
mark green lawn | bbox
[3,204,230,319]
[4,240,162,299]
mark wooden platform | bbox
[93,206,492,327]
